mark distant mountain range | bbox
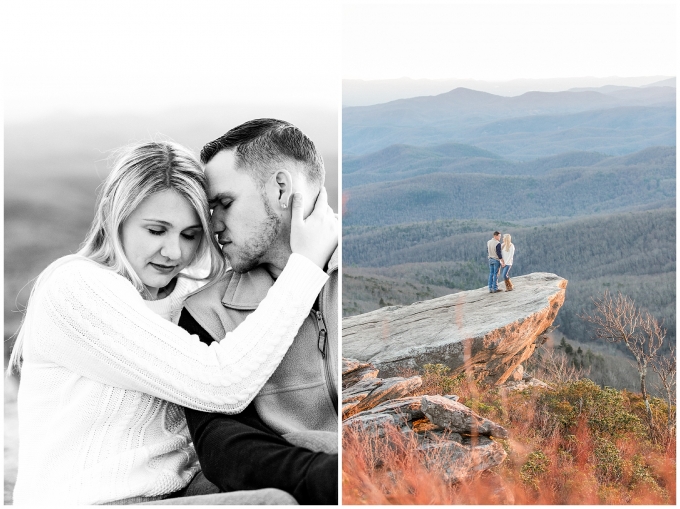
[343,145,675,226]
[344,143,674,188]
[343,76,675,107]
[343,87,676,157]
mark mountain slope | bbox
[343,149,675,226]
[343,87,676,156]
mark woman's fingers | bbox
[289,189,337,270]
[291,193,304,228]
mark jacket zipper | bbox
[314,309,338,412]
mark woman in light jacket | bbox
[8,141,337,505]
[501,234,515,291]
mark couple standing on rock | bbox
[487,231,515,293]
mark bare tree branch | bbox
[581,291,666,424]
[652,342,676,431]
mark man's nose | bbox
[210,212,225,233]
[160,235,182,260]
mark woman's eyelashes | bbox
[146,228,198,241]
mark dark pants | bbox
[184,403,338,505]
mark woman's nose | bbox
[160,236,182,260]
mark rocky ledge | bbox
[342,358,508,483]
[342,272,567,385]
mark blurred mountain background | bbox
[4,104,338,351]
[342,78,675,392]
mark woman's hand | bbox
[290,187,338,270]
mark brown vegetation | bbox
[343,364,676,504]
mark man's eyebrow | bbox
[208,192,233,206]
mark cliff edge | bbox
[342,272,567,385]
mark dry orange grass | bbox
[342,373,676,505]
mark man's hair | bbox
[200,118,325,188]
[493,231,501,236]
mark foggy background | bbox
[4,2,339,501]
[4,0,340,343]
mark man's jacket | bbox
[182,249,339,435]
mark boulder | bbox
[419,436,507,483]
[421,395,508,438]
[342,358,508,483]
[342,376,423,419]
[510,364,524,381]
[341,358,379,389]
[342,272,567,384]
[500,376,551,392]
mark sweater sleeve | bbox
[496,242,503,260]
[27,254,328,413]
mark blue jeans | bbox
[488,258,501,290]
[501,264,512,280]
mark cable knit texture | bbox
[502,244,515,266]
[13,254,328,505]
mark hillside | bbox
[342,278,675,505]
[343,87,675,157]
[343,146,675,227]
[343,144,674,189]
[343,208,676,353]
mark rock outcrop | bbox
[343,272,567,385]
[342,358,508,483]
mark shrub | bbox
[538,379,645,438]
[520,450,550,490]
[421,363,465,395]
[593,436,623,482]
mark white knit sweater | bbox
[13,254,328,505]
[502,244,515,266]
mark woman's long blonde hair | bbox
[7,141,225,375]
[502,234,513,251]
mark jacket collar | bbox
[221,247,338,310]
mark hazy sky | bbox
[4,0,340,122]
[343,2,677,80]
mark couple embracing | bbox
[9,119,338,505]
[487,231,515,293]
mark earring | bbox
[281,202,288,209]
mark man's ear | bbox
[273,169,294,209]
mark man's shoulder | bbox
[184,270,236,310]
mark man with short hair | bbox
[178,119,338,504]
[487,231,505,293]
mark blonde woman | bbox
[8,141,337,505]
[501,234,515,291]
